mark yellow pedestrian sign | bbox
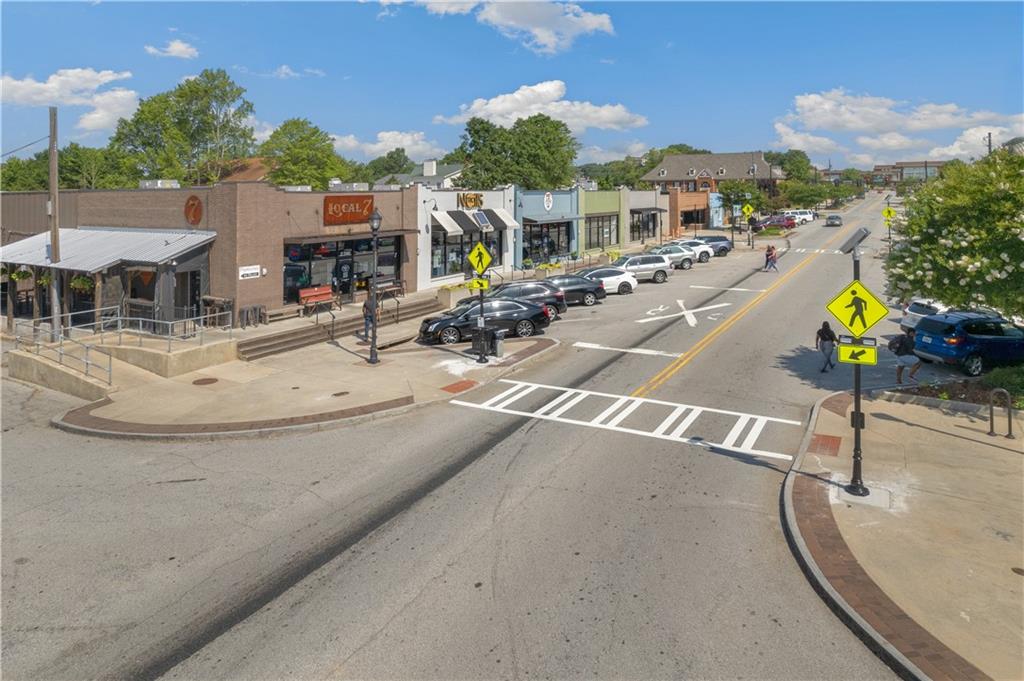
[466,277,490,290]
[826,280,888,337]
[837,336,878,365]
[467,242,492,275]
[741,204,754,218]
[882,206,896,220]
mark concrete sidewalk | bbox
[783,391,1023,681]
[54,323,557,439]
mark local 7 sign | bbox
[324,195,374,226]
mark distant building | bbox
[895,160,945,181]
[373,159,463,189]
[1004,136,1024,155]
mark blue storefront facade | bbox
[513,189,583,267]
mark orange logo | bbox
[324,195,375,226]
[184,195,203,226]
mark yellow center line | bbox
[631,221,864,398]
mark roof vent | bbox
[281,185,313,192]
[658,168,667,177]
[718,167,726,175]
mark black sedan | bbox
[543,274,607,306]
[419,299,551,345]
[458,280,568,318]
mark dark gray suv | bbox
[695,235,733,256]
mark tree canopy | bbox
[884,150,1024,317]
[764,149,813,182]
[457,114,578,190]
[259,118,354,190]
[360,148,416,183]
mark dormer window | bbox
[658,168,667,177]
[718,167,726,175]
[687,168,696,176]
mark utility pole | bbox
[985,132,993,155]
[48,107,61,341]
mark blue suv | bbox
[913,312,1024,376]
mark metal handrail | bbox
[13,321,113,385]
[988,388,1016,439]
[379,290,401,325]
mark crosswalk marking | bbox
[777,247,844,255]
[451,380,802,461]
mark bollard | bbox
[988,388,1015,439]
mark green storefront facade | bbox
[579,189,630,254]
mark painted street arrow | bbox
[636,300,732,326]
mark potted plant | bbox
[8,268,31,282]
[37,272,52,287]
[69,274,95,293]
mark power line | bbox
[1,134,49,158]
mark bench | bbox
[298,286,335,316]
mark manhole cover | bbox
[332,391,350,397]
[1013,567,1024,577]
[192,378,218,386]
[291,386,300,390]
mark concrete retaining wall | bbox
[7,351,110,401]
[102,340,238,377]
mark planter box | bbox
[437,286,467,309]
[541,265,566,278]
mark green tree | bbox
[111,69,254,185]
[60,143,138,189]
[458,115,577,190]
[884,150,1024,316]
[0,152,48,191]
[362,148,416,183]
[717,179,765,226]
[780,180,828,208]
[839,168,864,184]
[259,118,354,190]
[440,146,469,165]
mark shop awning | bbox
[486,208,520,230]
[0,226,216,274]
[431,210,464,236]
[630,207,668,213]
[521,214,583,225]
[283,229,417,245]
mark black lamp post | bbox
[368,208,382,365]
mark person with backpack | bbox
[889,328,922,384]
[815,321,838,372]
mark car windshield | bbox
[916,318,956,335]
[448,302,478,317]
[612,257,630,266]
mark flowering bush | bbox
[884,150,1024,317]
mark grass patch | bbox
[981,365,1024,408]
[756,227,786,237]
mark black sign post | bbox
[846,246,870,497]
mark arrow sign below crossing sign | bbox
[837,335,878,365]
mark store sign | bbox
[184,195,203,226]
[238,265,261,280]
[543,192,554,212]
[324,195,374,225]
[457,192,484,209]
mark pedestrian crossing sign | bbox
[826,280,888,337]
[882,206,896,219]
[837,336,878,365]
[742,203,754,218]
[467,242,492,275]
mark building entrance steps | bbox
[783,391,1023,681]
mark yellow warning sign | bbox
[882,206,896,219]
[467,242,492,275]
[466,277,490,290]
[826,280,889,337]
[838,344,878,365]
[742,203,754,218]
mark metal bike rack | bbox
[987,388,1016,439]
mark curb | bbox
[780,390,928,681]
[50,337,561,442]
[867,388,993,416]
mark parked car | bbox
[543,274,607,306]
[755,215,797,231]
[458,280,567,318]
[825,214,843,227]
[900,298,949,332]
[913,312,1024,376]
[695,235,733,256]
[668,239,715,263]
[611,254,674,283]
[648,245,695,270]
[419,299,551,345]
[783,209,814,224]
[577,266,639,295]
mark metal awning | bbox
[283,229,415,245]
[521,214,583,225]
[485,208,520,230]
[450,210,493,234]
[431,210,464,236]
[0,226,216,274]
[630,207,668,213]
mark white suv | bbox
[784,209,815,224]
[669,239,716,263]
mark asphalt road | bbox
[2,193,915,680]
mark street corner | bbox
[784,391,1021,681]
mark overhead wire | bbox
[2,135,50,158]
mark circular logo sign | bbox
[543,192,553,212]
[184,195,203,226]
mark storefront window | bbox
[630,212,658,241]
[430,228,503,278]
[524,222,570,264]
[681,209,706,226]
[585,215,618,250]
[283,237,400,303]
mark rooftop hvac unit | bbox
[139,179,181,189]
[281,185,313,192]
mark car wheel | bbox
[962,354,983,377]
[677,258,693,270]
[438,327,460,345]
[617,282,632,294]
[698,252,710,263]
[582,292,597,306]
[653,270,667,283]
[514,320,535,337]
[544,304,559,319]
[717,248,728,257]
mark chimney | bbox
[422,159,437,177]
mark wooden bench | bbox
[298,286,335,316]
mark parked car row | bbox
[913,311,1024,376]
[418,235,735,345]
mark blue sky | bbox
[2,1,1022,169]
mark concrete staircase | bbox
[236,294,443,361]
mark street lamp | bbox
[367,208,382,365]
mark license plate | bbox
[921,335,933,344]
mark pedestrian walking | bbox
[362,298,375,341]
[815,321,838,372]
[889,327,922,384]
[763,245,772,271]
[766,245,779,272]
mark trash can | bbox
[492,329,505,358]
[471,327,489,356]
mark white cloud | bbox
[332,130,446,161]
[772,122,846,154]
[303,67,326,77]
[179,74,198,83]
[855,132,931,151]
[476,2,613,54]
[271,65,300,79]
[420,1,479,15]
[577,140,648,164]
[246,116,277,145]
[0,68,138,131]
[434,80,646,134]
[233,64,326,79]
[928,117,1024,160]
[144,39,198,59]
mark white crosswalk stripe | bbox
[451,380,802,461]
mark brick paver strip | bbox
[822,392,853,417]
[807,433,842,457]
[441,379,477,394]
[792,474,992,681]
[61,395,414,435]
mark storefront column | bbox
[93,273,103,332]
[31,267,40,331]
